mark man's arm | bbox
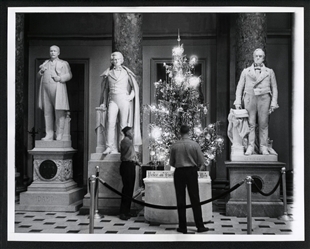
[38,60,48,76]
[127,75,135,101]
[196,144,205,167]
[53,61,72,83]
[169,146,176,167]
[269,69,279,113]
[196,146,207,171]
[99,76,109,109]
[233,69,246,108]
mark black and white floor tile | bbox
[15,205,293,235]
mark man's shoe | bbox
[197,227,209,233]
[42,135,53,141]
[176,228,187,234]
[103,147,112,155]
[119,214,129,220]
[56,134,63,141]
[260,147,269,155]
[126,213,137,218]
[245,146,254,156]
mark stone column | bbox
[83,15,144,213]
[113,13,143,192]
[112,13,143,107]
[235,13,267,81]
[15,13,27,198]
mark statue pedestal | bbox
[80,153,143,215]
[143,171,212,224]
[225,161,285,217]
[231,153,278,162]
[16,140,84,212]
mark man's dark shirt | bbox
[169,138,205,168]
[120,136,137,162]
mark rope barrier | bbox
[89,168,290,234]
[278,167,294,221]
[251,169,291,197]
[246,176,252,234]
[94,166,102,219]
[89,175,96,233]
[98,178,245,210]
[93,168,289,210]
[251,173,281,196]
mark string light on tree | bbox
[189,55,198,66]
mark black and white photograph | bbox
[1,1,309,248]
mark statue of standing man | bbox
[234,48,279,155]
[99,52,142,154]
[38,45,72,141]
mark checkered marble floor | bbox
[15,204,294,235]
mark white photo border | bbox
[7,6,304,242]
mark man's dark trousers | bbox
[119,161,136,215]
[174,166,204,229]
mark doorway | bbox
[66,61,88,187]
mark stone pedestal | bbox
[231,153,278,162]
[16,140,84,212]
[80,153,143,215]
[225,161,284,217]
[143,171,212,224]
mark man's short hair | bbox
[180,125,190,135]
[111,51,124,62]
[122,126,132,135]
[50,45,60,53]
[253,48,265,58]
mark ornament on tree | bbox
[144,31,224,169]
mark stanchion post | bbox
[246,176,252,234]
[94,166,103,219]
[89,175,96,234]
[278,167,293,221]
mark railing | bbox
[88,166,292,234]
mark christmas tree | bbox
[144,33,224,170]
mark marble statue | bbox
[38,45,72,141]
[98,52,142,154]
[233,48,278,155]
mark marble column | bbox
[235,13,267,80]
[113,12,143,191]
[112,13,143,111]
[15,13,27,199]
[81,14,144,215]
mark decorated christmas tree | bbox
[144,32,224,170]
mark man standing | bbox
[99,52,142,154]
[234,48,278,155]
[38,45,72,141]
[119,126,140,220]
[169,125,209,234]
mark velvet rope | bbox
[98,178,245,210]
[251,176,281,196]
[251,169,291,197]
